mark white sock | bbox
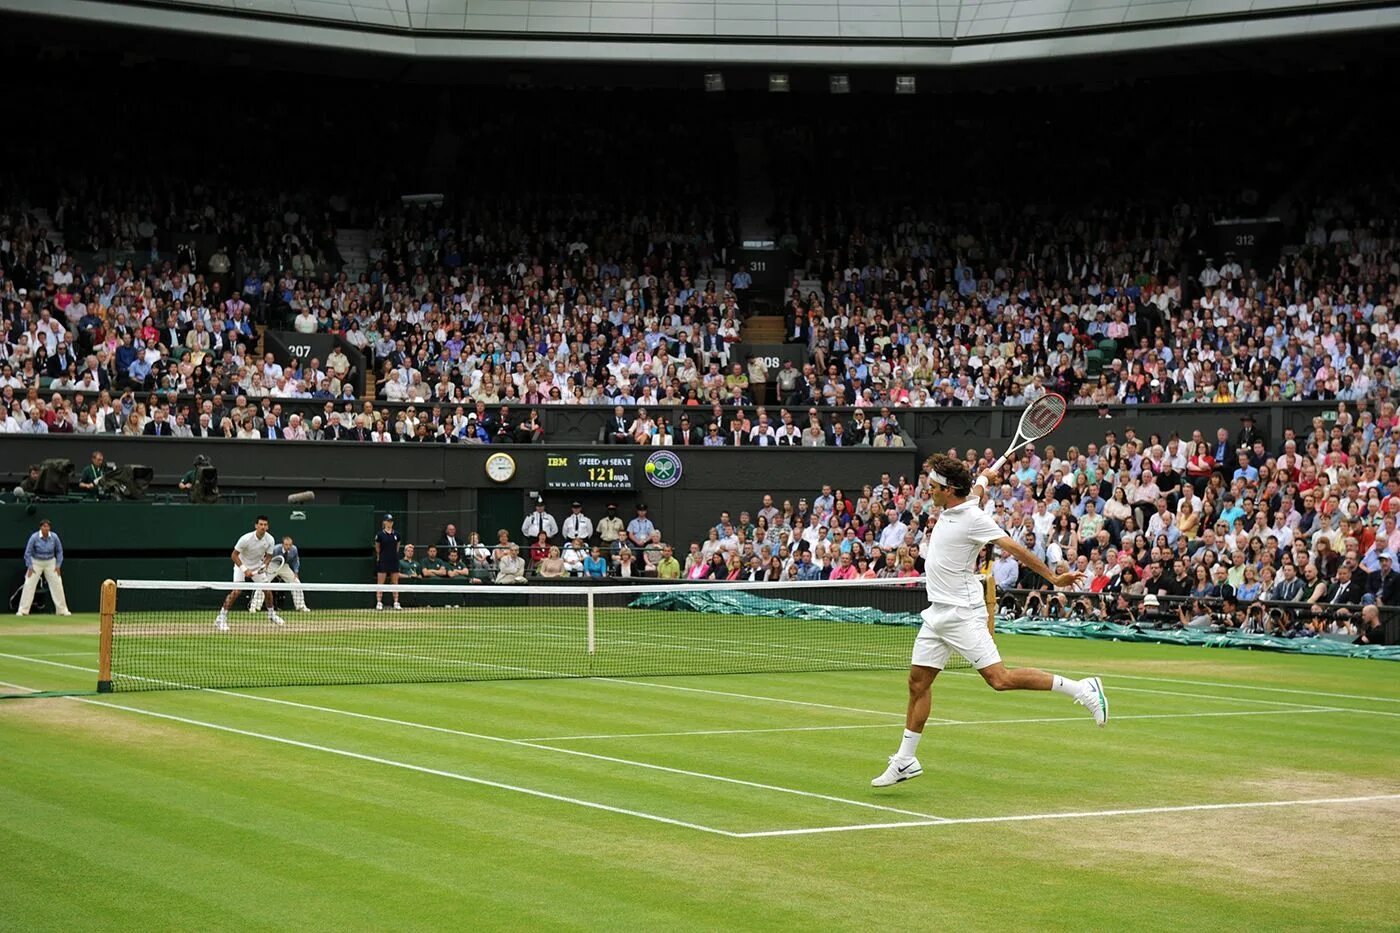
[1051,674,1082,697]
[896,729,922,760]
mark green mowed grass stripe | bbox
[0,709,823,931]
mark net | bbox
[98,578,970,692]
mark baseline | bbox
[735,793,1400,838]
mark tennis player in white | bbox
[215,515,287,631]
[872,454,1107,787]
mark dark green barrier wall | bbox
[0,504,373,553]
[4,557,377,613]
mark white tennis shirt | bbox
[923,499,1006,608]
[234,530,276,570]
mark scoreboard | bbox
[545,452,636,490]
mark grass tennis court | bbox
[3,614,1398,931]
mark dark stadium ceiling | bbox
[3,0,1399,65]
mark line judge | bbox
[16,519,73,616]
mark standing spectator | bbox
[16,519,72,616]
[561,502,593,543]
[747,356,768,406]
[598,504,625,551]
[627,504,655,551]
[521,500,558,540]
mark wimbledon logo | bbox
[644,450,683,488]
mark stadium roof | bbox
[4,0,1398,65]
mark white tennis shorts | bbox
[911,602,1002,671]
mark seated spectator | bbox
[536,546,566,578]
[494,544,527,584]
[582,546,609,578]
[420,545,448,578]
[396,544,421,579]
[655,544,681,579]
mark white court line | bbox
[0,679,738,838]
[521,707,1347,741]
[735,794,1400,838]
[0,653,947,823]
[12,652,97,657]
[1039,667,1400,705]
[595,677,953,721]
[937,670,1400,717]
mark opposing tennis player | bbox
[215,515,287,631]
[872,454,1107,787]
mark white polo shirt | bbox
[924,500,1006,608]
[234,530,276,571]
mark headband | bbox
[929,469,950,486]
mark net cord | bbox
[114,577,929,597]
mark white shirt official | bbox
[521,510,559,539]
[923,500,1005,608]
[561,513,594,541]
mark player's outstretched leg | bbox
[979,663,1108,726]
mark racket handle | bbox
[988,453,1009,474]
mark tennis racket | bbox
[987,392,1067,476]
[253,554,286,583]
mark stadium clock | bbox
[485,452,517,483]
[544,453,635,490]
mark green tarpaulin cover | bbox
[629,590,1400,662]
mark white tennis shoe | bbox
[376,602,384,611]
[1075,676,1108,726]
[297,606,312,613]
[269,612,286,626]
[214,616,230,632]
[871,756,923,787]
[393,603,403,610]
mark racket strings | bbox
[1022,396,1066,436]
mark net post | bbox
[97,579,116,693]
[586,590,596,655]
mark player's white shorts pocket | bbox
[912,603,1001,671]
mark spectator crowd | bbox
[1,62,1394,645]
[357,400,1394,646]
